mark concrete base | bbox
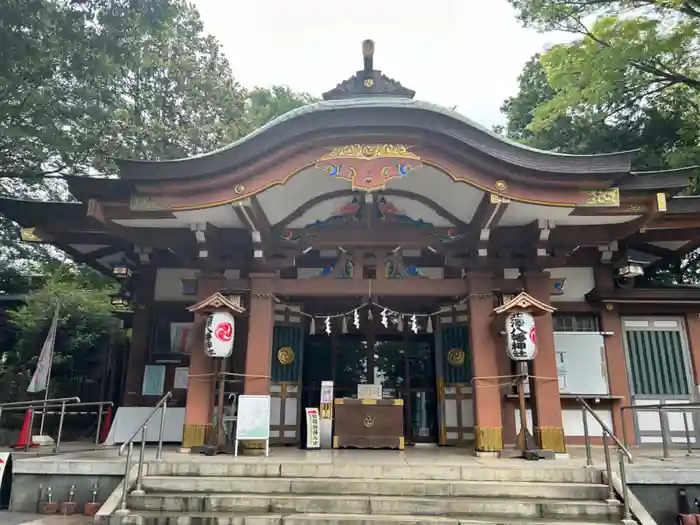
[33,435,54,446]
[555,453,571,460]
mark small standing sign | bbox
[234,395,271,457]
[305,408,321,449]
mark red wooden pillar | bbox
[467,271,504,454]
[521,271,566,453]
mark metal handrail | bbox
[116,391,172,515]
[577,396,633,523]
[1,400,113,452]
[0,397,81,453]
[621,402,700,460]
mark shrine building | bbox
[4,40,700,455]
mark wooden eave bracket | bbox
[187,292,246,315]
[491,291,556,318]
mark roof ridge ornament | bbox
[322,39,416,101]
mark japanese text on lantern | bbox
[505,311,537,361]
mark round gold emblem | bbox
[362,414,375,428]
[494,180,508,191]
[447,348,466,366]
[277,346,295,365]
[363,78,374,88]
[234,184,245,195]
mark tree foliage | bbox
[502,0,700,283]
[505,0,700,171]
[0,0,315,268]
[0,266,123,404]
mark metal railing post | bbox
[621,407,629,451]
[131,426,147,495]
[618,449,633,522]
[54,401,67,454]
[95,404,103,447]
[602,433,617,504]
[581,406,594,468]
[115,442,133,515]
[156,401,167,460]
[682,409,693,456]
[659,408,670,460]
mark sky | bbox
[190,0,561,128]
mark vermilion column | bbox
[522,271,566,453]
[467,272,504,454]
[122,267,155,407]
[244,273,275,395]
[594,266,635,445]
[180,273,224,451]
[684,313,700,396]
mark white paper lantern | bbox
[204,311,235,358]
[505,311,537,361]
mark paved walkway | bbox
[0,514,91,525]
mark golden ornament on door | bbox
[447,348,466,366]
[277,346,295,365]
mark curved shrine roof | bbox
[116,97,637,181]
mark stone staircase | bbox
[116,459,629,525]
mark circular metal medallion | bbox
[447,348,466,366]
[362,414,375,428]
[363,78,374,88]
[277,346,295,365]
[234,184,245,195]
[494,180,508,191]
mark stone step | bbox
[122,511,623,525]
[147,462,602,484]
[140,476,609,500]
[128,493,621,520]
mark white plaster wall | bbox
[154,268,241,302]
[514,407,613,437]
[547,267,595,302]
[503,267,595,301]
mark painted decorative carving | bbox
[385,260,403,280]
[494,180,508,191]
[130,193,163,211]
[336,259,355,279]
[551,278,566,296]
[447,348,466,366]
[376,197,432,226]
[315,144,422,192]
[280,231,314,243]
[581,188,620,207]
[306,197,362,228]
[20,228,41,242]
[277,346,295,365]
[432,228,465,243]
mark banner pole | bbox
[38,303,59,436]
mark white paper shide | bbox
[505,311,537,361]
[204,311,235,358]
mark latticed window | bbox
[553,313,599,332]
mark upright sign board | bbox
[234,395,271,457]
[319,381,334,449]
[305,408,321,449]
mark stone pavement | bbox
[0,513,91,525]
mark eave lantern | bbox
[491,291,557,458]
[187,292,246,358]
[491,292,556,361]
[186,291,246,455]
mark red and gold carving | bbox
[315,144,422,192]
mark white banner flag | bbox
[27,304,59,393]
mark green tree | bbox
[505,0,700,170]
[0,267,123,404]
[0,0,314,269]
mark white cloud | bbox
[191,0,560,128]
